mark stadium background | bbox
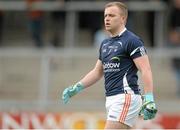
[0,0,180,129]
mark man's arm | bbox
[133,55,157,120]
[133,55,153,94]
[62,59,103,103]
[80,59,104,88]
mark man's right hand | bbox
[62,82,84,104]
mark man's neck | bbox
[110,26,126,37]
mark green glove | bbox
[139,93,157,120]
[62,82,84,104]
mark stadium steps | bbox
[0,55,179,107]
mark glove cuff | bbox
[144,93,154,102]
[75,82,84,92]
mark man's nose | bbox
[105,17,110,22]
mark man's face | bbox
[104,6,125,33]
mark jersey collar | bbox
[118,28,127,37]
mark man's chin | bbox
[105,28,111,32]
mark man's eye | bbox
[110,14,115,17]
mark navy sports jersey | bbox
[99,29,147,96]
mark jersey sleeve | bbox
[99,43,102,61]
[99,39,107,61]
[126,38,147,59]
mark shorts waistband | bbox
[106,90,140,97]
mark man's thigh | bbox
[106,94,142,128]
[104,120,131,129]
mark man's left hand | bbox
[139,93,157,120]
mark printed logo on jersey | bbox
[118,41,123,47]
[140,46,146,56]
[103,49,107,53]
[102,44,107,53]
[107,45,119,54]
[130,46,146,56]
[103,56,121,73]
[110,56,120,62]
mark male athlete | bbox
[62,2,157,129]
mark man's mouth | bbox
[105,23,110,26]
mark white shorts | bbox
[105,93,142,127]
